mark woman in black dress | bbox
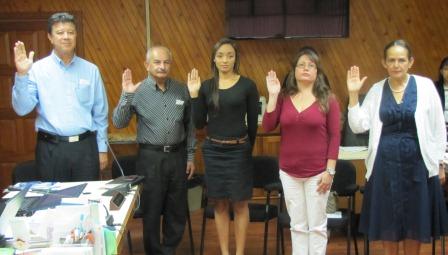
[187,38,259,255]
[347,39,448,255]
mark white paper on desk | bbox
[30,182,60,191]
[339,146,368,152]
[60,197,90,205]
[2,191,18,199]
[327,211,342,219]
[2,191,44,199]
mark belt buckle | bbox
[163,145,170,153]
[68,135,79,143]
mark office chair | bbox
[186,174,204,255]
[431,184,447,255]
[199,155,280,255]
[111,154,198,255]
[277,160,359,255]
[12,160,38,184]
[359,186,369,255]
[432,234,446,255]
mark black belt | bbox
[139,143,183,153]
[37,130,95,143]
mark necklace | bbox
[389,86,406,93]
[388,75,409,93]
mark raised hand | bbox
[187,68,201,98]
[266,70,281,96]
[347,66,367,93]
[14,41,34,76]
[122,68,141,93]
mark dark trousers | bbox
[137,146,187,255]
[35,133,99,182]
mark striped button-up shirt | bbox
[112,76,196,161]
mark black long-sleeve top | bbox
[191,76,259,146]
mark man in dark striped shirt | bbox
[112,46,195,255]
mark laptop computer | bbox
[0,185,31,236]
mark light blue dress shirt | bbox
[12,51,108,152]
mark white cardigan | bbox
[348,74,446,180]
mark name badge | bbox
[176,99,184,105]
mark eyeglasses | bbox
[296,62,316,70]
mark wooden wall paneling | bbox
[0,163,14,192]
[0,0,147,189]
[1,0,448,188]
[0,76,12,109]
[0,14,53,188]
[259,135,281,157]
[0,120,18,154]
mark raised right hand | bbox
[187,68,201,98]
[266,70,281,96]
[347,66,367,93]
[14,41,34,76]
[122,68,141,93]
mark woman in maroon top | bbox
[262,46,340,255]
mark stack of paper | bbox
[339,146,368,160]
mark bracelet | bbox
[326,167,336,176]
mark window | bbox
[226,0,349,39]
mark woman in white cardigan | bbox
[347,39,448,255]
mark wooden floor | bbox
[119,209,447,255]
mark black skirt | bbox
[202,139,253,201]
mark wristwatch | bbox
[326,167,336,176]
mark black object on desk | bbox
[102,183,130,196]
[49,183,87,197]
[107,175,144,186]
[110,191,126,211]
[103,175,144,196]
[0,234,6,248]
[18,183,88,216]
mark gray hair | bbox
[145,46,172,62]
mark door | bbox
[0,12,84,189]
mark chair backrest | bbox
[252,156,280,189]
[331,160,357,196]
[111,155,138,178]
[12,160,38,184]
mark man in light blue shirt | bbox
[12,12,108,181]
